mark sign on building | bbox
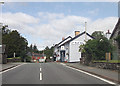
[61,46,65,50]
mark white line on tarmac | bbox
[60,63,66,66]
[40,73,42,80]
[40,68,42,71]
[0,63,26,74]
[65,65,116,85]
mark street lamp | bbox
[106,30,111,40]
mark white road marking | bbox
[60,63,66,66]
[40,73,42,80]
[40,68,42,71]
[0,63,26,74]
[65,65,116,85]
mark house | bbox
[110,18,120,60]
[54,31,94,62]
[53,36,72,61]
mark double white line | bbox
[39,64,42,81]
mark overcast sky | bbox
[1,2,119,50]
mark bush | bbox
[83,38,113,65]
[25,56,32,62]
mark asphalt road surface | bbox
[1,63,116,85]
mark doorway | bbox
[60,50,65,62]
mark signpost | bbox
[106,52,111,61]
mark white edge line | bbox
[40,73,42,80]
[59,63,117,85]
[65,65,117,85]
[0,63,26,74]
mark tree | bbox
[2,28,28,60]
[44,46,54,59]
[92,31,104,39]
[81,31,114,65]
[84,38,113,61]
[33,44,39,53]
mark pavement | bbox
[63,62,120,84]
[0,62,24,72]
[1,62,118,85]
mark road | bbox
[1,62,116,85]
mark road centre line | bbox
[40,68,42,71]
[40,73,42,80]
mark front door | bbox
[60,50,65,62]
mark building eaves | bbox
[110,18,120,39]
[54,36,72,47]
[59,31,94,46]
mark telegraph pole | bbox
[0,2,4,23]
[85,22,87,42]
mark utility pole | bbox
[0,2,4,23]
[85,22,87,42]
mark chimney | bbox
[62,37,65,41]
[75,31,80,36]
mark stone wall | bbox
[7,58,21,63]
[90,62,120,70]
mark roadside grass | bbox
[7,58,13,59]
[93,60,120,63]
[13,57,21,59]
[7,57,21,59]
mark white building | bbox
[54,31,94,62]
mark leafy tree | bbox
[84,37,113,61]
[33,44,39,53]
[30,44,33,50]
[44,46,54,59]
[80,31,114,65]
[92,31,104,39]
[2,26,28,60]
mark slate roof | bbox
[59,31,94,46]
[110,18,120,39]
[54,36,72,47]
